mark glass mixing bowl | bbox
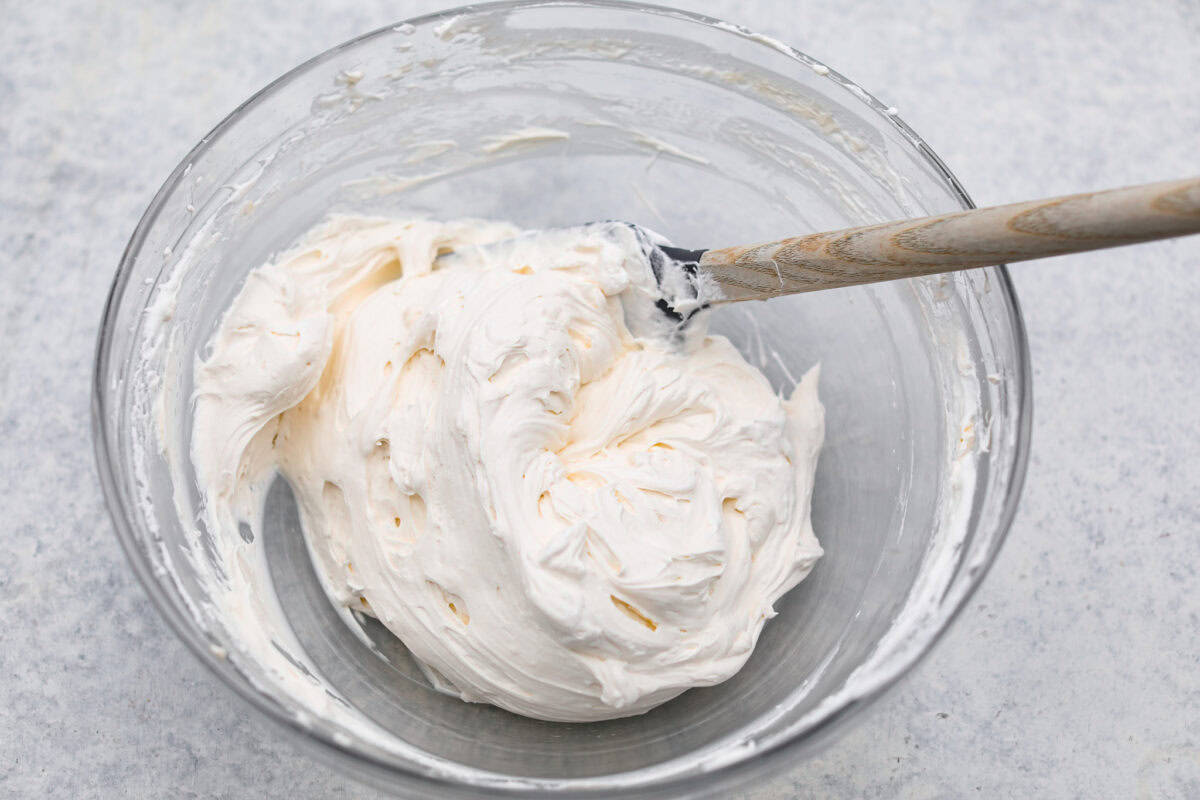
[92,2,1031,796]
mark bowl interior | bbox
[96,2,1027,792]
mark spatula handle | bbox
[700,177,1200,300]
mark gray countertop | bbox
[3,0,1198,796]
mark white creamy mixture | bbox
[192,217,823,722]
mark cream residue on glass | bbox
[190,217,824,722]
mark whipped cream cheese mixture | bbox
[191,217,824,722]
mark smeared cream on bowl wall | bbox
[191,217,824,722]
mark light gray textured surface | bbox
[2,0,1198,797]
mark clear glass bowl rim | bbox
[91,0,1033,795]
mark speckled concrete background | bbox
[2,0,1198,797]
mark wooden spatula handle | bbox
[701,177,1200,300]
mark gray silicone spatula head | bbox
[435,221,717,339]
